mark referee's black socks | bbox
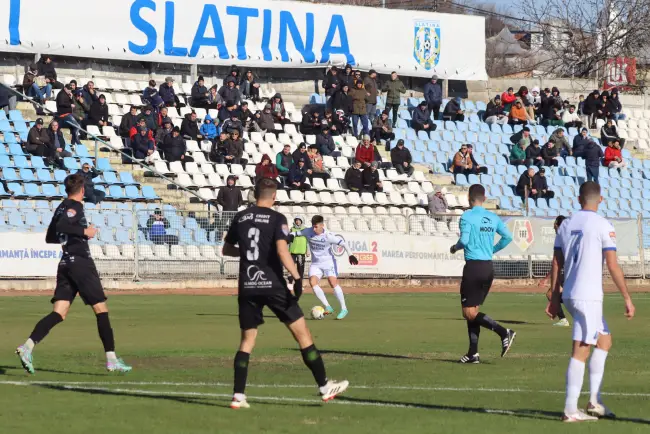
[234,351,250,394]
[300,344,328,388]
[96,312,115,352]
[475,312,508,339]
[29,312,64,344]
[466,321,481,355]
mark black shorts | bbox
[460,260,494,307]
[238,290,304,330]
[52,256,106,306]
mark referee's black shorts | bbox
[460,260,494,307]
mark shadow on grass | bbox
[427,318,538,325]
[195,313,239,317]
[0,365,109,377]
[336,396,650,425]
[287,349,423,360]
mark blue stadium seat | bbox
[548,198,560,210]
[3,168,19,181]
[13,156,30,168]
[513,125,523,133]
[75,146,91,158]
[24,211,42,227]
[19,169,36,182]
[501,124,513,135]
[99,229,116,244]
[59,184,68,197]
[115,229,131,243]
[96,158,114,172]
[122,213,134,228]
[108,185,125,200]
[142,186,160,200]
[30,156,46,169]
[445,121,457,131]
[455,174,469,186]
[8,143,25,156]
[106,213,122,228]
[24,183,43,198]
[116,203,130,211]
[7,211,24,227]
[63,157,80,170]
[490,124,502,134]
[457,123,468,132]
[468,174,480,184]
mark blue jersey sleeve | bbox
[456,214,471,249]
[492,217,513,254]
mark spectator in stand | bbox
[549,128,571,157]
[143,80,164,109]
[331,84,353,116]
[138,105,158,132]
[382,71,406,126]
[223,129,246,165]
[516,167,536,202]
[130,118,154,141]
[412,101,436,134]
[270,93,289,126]
[390,139,414,176]
[372,110,395,148]
[180,112,204,141]
[68,80,78,93]
[541,141,559,167]
[516,86,535,122]
[510,126,531,148]
[218,76,242,107]
[603,140,626,169]
[577,94,585,117]
[573,127,590,157]
[424,75,443,120]
[216,175,243,212]
[258,104,276,133]
[23,64,51,103]
[131,126,155,160]
[350,80,369,137]
[241,70,260,102]
[218,101,237,123]
[340,64,355,88]
[25,118,50,157]
[364,69,379,124]
[596,91,613,121]
[55,85,81,145]
[301,109,322,135]
[466,144,487,174]
[0,83,10,115]
[427,187,449,214]
[583,89,600,128]
[287,159,311,191]
[533,168,554,200]
[355,135,375,168]
[361,161,383,193]
[159,77,181,107]
[223,65,242,87]
[200,114,218,143]
[442,97,465,122]
[608,88,624,120]
[324,109,342,136]
[316,123,340,157]
[81,81,99,108]
[222,110,244,137]
[155,118,173,159]
[164,126,193,164]
[308,145,329,180]
[600,119,625,148]
[322,66,341,98]
[372,139,391,169]
[37,55,63,90]
[526,139,543,168]
[528,87,542,119]
[86,94,111,128]
[583,139,604,183]
[47,120,73,161]
[238,101,259,133]
[255,154,279,182]
[191,76,210,109]
[508,100,528,126]
[345,160,363,192]
[452,144,488,176]
[147,209,179,245]
[484,95,507,125]
[541,87,563,126]
[292,143,313,172]
[500,87,517,111]
[80,162,105,204]
[71,89,90,129]
[276,143,293,176]
[562,105,582,129]
[155,107,170,129]
[205,86,221,110]
[510,140,526,166]
[209,131,229,163]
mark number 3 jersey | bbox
[225,206,290,295]
[45,199,91,259]
[554,210,616,302]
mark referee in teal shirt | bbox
[450,184,516,364]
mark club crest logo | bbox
[512,219,534,251]
[413,20,441,70]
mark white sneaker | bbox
[586,401,616,418]
[553,318,570,327]
[320,380,349,401]
[562,410,599,422]
[230,395,250,409]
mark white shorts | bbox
[564,299,610,345]
[309,262,338,279]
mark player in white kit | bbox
[291,215,358,320]
[547,182,635,423]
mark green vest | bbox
[289,226,307,255]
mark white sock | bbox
[106,351,118,363]
[565,357,586,414]
[589,348,608,404]
[312,285,330,307]
[333,285,347,311]
[24,338,35,351]
[233,392,246,401]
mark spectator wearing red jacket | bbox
[255,153,279,182]
[130,118,154,142]
[501,87,517,111]
[355,135,374,168]
[603,140,626,169]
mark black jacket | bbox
[180,114,200,140]
[216,178,242,211]
[344,167,363,190]
[159,83,176,105]
[82,85,99,108]
[316,133,336,156]
[191,82,209,105]
[331,89,353,114]
[390,146,412,166]
[218,83,241,106]
[131,132,154,159]
[516,172,534,196]
[0,84,10,108]
[573,134,591,157]
[362,168,380,187]
[120,113,138,137]
[209,138,227,162]
[81,167,99,192]
[292,149,312,170]
[88,101,109,124]
[56,90,74,116]
[608,93,622,114]
[525,145,541,161]
[163,134,186,161]
[287,163,308,185]
[541,145,558,160]
[583,92,600,115]
[224,138,244,158]
[533,173,549,192]
[583,142,604,168]
[47,127,66,150]
[322,72,341,96]
[37,58,57,81]
[485,101,505,118]
[411,107,431,127]
[443,99,461,117]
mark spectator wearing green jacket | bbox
[289,217,308,299]
[276,144,293,176]
[510,141,526,166]
[381,71,406,127]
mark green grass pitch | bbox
[1,292,649,433]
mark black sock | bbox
[233,351,250,394]
[557,305,566,320]
[467,320,481,355]
[475,312,508,339]
[29,312,64,344]
[300,344,328,388]
[96,312,115,352]
[294,279,303,300]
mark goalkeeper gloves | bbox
[349,255,359,265]
[449,244,458,254]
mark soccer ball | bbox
[310,306,325,320]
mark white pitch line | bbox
[1,380,650,397]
